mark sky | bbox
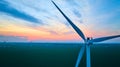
[0,0,120,42]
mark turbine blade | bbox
[86,45,91,67]
[91,35,120,42]
[75,46,85,67]
[51,1,86,41]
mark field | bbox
[0,43,120,67]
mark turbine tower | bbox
[51,1,120,67]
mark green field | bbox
[0,43,120,67]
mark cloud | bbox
[0,0,119,42]
[0,35,28,42]
[64,0,80,7]
[0,0,41,23]
[52,0,86,24]
[73,10,82,18]
[48,30,58,35]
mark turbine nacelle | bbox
[85,37,93,45]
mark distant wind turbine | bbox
[51,1,120,67]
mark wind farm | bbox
[0,0,120,67]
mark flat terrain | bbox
[0,43,120,67]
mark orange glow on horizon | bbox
[0,20,113,41]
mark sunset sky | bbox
[0,0,120,42]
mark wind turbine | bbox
[51,1,120,67]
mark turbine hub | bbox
[86,37,93,45]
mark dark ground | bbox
[0,43,120,67]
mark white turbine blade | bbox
[86,45,91,67]
[91,35,120,42]
[51,1,86,41]
[75,46,85,67]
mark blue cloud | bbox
[73,10,82,18]
[0,35,28,42]
[0,0,41,23]
[64,0,80,7]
